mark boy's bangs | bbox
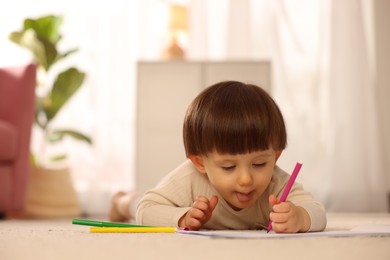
[200,98,273,155]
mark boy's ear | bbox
[275,150,283,162]
[188,155,206,174]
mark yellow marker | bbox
[90,227,176,233]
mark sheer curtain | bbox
[326,0,387,211]
[269,0,386,212]
[0,0,386,215]
[188,0,386,212]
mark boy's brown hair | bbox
[183,81,287,156]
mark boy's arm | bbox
[295,198,327,231]
[136,196,192,227]
[296,206,311,232]
[283,183,327,232]
[136,160,217,228]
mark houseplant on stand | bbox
[9,15,92,218]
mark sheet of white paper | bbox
[176,225,390,239]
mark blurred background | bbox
[1,0,389,216]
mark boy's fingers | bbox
[187,218,202,230]
[270,222,289,233]
[195,196,209,203]
[209,195,219,211]
[273,201,292,213]
[193,200,208,211]
[190,207,210,221]
[270,211,289,223]
[268,194,278,207]
[188,195,219,230]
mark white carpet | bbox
[1,213,390,260]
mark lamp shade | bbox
[169,5,188,31]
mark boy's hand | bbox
[268,194,310,233]
[179,195,218,230]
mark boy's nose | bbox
[237,169,253,186]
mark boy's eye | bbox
[253,163,266,168]
[222,165,236,171]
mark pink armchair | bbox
[0,64,36,217]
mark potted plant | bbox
[9,15,92,218]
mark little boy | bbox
[110,81,326,233]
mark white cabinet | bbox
[136,61,271,192]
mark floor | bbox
[1,213,390,260]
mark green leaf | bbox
[44,68,85,121]
[9,15,63,71]
[48,129,93,145]
[9,30,49,70]
[30,152,37,166]
[24,15,63,43]
[37,37,58,70]
[56,48,79,63]
[49,154,67,161]
[9,15,80,71]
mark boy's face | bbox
[190,149,281,211]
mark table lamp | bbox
[163,4,188,59]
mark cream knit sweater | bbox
[136,160,327,231]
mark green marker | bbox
[72,218,150,228]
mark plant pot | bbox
[25,165,81,218]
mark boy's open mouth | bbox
[236,191,254,202]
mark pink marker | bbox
[266,162,303,233]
